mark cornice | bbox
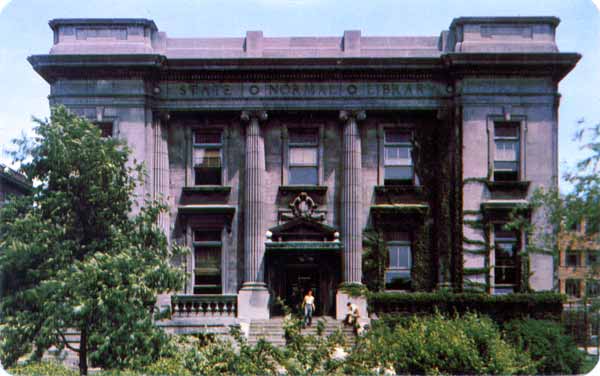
[28,52,581,84]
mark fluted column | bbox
[152,111,170,237]
[340,110,366,283]
[241,110,268,287]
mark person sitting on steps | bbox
[345,302,360,330]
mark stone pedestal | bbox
[335,291,368,321]
[237,284,270,320]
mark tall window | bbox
[384,129,413,185]
[193,230,222,294]
[385,232,411,290]
[588,252,598,266]
[566,279,581,298]
[587,280,600,298]
[193,130,222,185]
[494,225,518,289]
[288,128,318,185]
[493,122,520,181]
[566,252,579,267]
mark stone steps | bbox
[247,317,356,347]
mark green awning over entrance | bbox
[266,241,341,252]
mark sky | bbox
[0,0,599,190]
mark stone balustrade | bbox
[171,295,237,317]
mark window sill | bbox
[278,185,328,194]
[486,180,530,197]
[375,185,423,195]
[183,186,231,194]
[178,205,236,215]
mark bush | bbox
[346,313,535,375]
[369,291,564,322]
[139,357,191,376]
[8,361,78,376]
[503,319,585,375]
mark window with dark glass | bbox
[586,280,600,298]
[288,128,318,185]
[385,232,411,290]
[566,279,581,298]
[193,130,222,185]
[566,253,579,267]
[193,230,222,294]
[494,225,518,287]
[588,252,598,266]
[96,122,113,138]
[493,122,520,181]
[384,129,413,185]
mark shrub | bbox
[139,357,191,376]
[8,361,78,376]
[346,313,535,375]
[369,291,564,322]
[503,319,585,375]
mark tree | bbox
[0,106,187,375]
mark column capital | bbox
[155,110,170,122]
[339,110,366,123]
[241,110,268,123]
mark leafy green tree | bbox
[0,106,187,375]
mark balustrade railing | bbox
[171,294,237,317]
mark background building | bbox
[0,164,31,207]
[28,16,579,324]
[559,220,600,302]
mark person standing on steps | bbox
[302,289,315,327]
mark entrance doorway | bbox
[285,267,319,315]
[267,251,340,317]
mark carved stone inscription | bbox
[161,81,448,100]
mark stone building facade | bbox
[29,17,579,323]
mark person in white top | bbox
[302,289,316,327]
[345,302,360,326]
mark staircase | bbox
[247,316,356,348]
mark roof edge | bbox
[48,18,158,31]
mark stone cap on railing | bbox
[447,17,561,53]
[49,18,158,54]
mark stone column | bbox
[152,111,170,236]
[152,111,172,312]
[339,110,366,284]
[238,110,270,320]
[336,110,368,322]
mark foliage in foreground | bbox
[503,318,585,375]
[347,313,536,375]
[10,314,582,375]
[8,361,78,376]
[0,106,187,374]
